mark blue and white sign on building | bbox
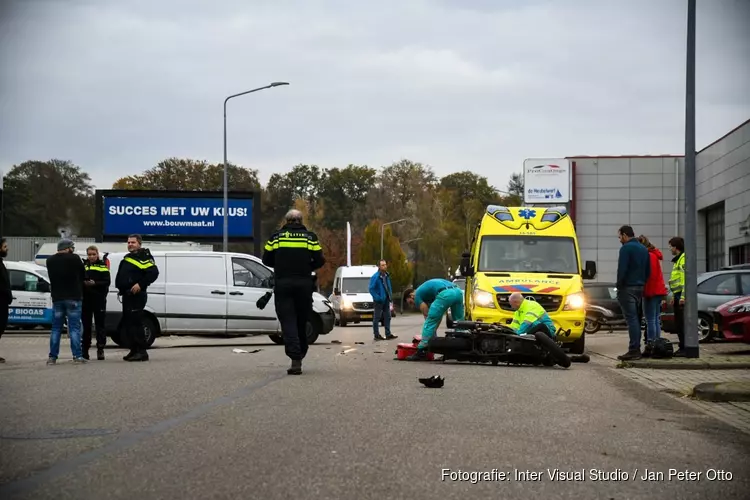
[96,190,261,246]
[523,158,572,203]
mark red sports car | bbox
[712,296,750,343]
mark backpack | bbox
[650,338,674,359]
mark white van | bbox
[328,265,395,327]
[34,241,213,267]
[5,261,54,328]
[102,251,335,348]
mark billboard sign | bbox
[523,158,571,203]
[95,190,261,247]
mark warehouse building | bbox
[524,118,750,284]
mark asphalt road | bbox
[1,315,748,500]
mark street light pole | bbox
[381,218,409,261]
[223,82,289,252]
[683,0,699,358]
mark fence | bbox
[3,236,97,262]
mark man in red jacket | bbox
[638,235,668,356]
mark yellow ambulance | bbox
[459,205,597,354]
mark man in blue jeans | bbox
[615,225,650,361]
[368,260,397,341]
[45,239,87,364]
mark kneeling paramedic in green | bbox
[508,292,556,337]
[404,278,464,360]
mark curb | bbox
[690,382,750,402]
[616,360,750,370]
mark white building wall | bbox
[695,120,750,269]
[572,156,685,285]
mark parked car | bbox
[661,269,750,342]
[446,278,466,328]
[711,296,750,343]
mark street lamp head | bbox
[270,82,289,87]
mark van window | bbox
[478,236,579,274]
[232,258,272,287]
[9,270,43,292]
[341,277,371,294]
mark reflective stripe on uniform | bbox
[264,231,321,251]
[124,256,155,269]
[85,265,110,272]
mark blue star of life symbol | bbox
[519,208,536,219]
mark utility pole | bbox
[683,0,699,358]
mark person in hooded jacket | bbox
[82,245,111,360]
[115,234,159,362]
[638,235,668,356]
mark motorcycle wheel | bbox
[584,317,601,334]
[533,331,571,368]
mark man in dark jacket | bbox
[45,239,87,364]
[615,225,650,360]
[368,259,397,341]
[82,245,111,360]
[115,234,159,362]
[0,237,11,363]
[262,209,325,375]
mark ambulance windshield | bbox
[478,236,579,274]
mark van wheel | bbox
[269,334,284,345]
[143,315,157,348]
[306,320,319,345]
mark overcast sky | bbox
[1,0,748,191]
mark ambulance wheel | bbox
[568,332,585,355]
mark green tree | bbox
[506,172,524,205]
[439,171,499,249]
[358,221,413,291]
[317,164,377,231]
[2,159,95,236]
[112,157,260,191]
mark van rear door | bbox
[164,254,228,332]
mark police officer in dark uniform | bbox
[262,209,325,375]
[82,245,111,360]
[115,234,159,362]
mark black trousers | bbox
[121,293,148,353]
[0,303,7,340]
[674,292,684,350]
[274,282,312,361]
[82,299,106,351]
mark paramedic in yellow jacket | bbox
[508,292,557,337]
[667,236,686,357]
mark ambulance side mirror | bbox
[460,252,474,277]
[583,261,597,280]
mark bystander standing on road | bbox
[82,245,111,360]
[0,237,11,363]
[615,225,650,361]
[45,239,86,364]
[667,236,686,357]
[637,235,668,356]
[262,209,325,375]
[368,259,398,341]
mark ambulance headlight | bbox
[563,292,585,310]
[472,289,496,309]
